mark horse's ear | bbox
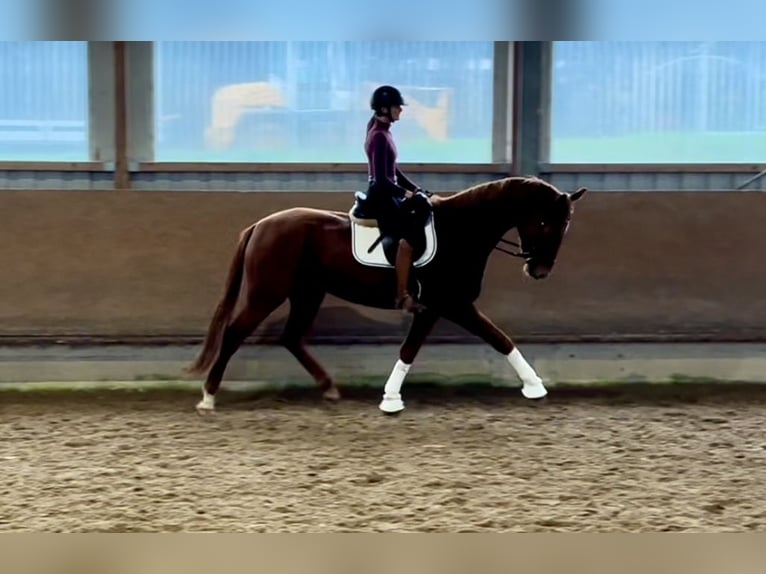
[570,187,587,202]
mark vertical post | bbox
[125,42,155,165]
[491,41,513,169]
[87,42,115,164]
[113,41,130,189]
[511,41,551,177]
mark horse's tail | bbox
[185,223,256,375]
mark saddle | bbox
[350,190,379,228]
[350,189,432,225]
[349,189,434,267]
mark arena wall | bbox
[1,188,762,344]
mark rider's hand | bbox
[404,190,414,199]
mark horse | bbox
[186,175,587,414]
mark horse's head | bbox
[517,186,587,280]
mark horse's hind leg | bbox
[197,298,281,412]
[279,289,340,401]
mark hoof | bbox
[195,405,215,416]
[379,396,405,415]
[196,393,216,414]
[521,381,548,400]
[322,386,342,401]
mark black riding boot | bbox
[394,239,423,313]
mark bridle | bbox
[494,237,531,260]
[494,213,571,262]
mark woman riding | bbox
[364,85,430,313]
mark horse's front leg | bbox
[444,304,547,399]
[379,308,440,414]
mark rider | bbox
[364,85,431,313]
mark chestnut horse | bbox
[186,176,587,414]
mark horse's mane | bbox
[438,175,560,210]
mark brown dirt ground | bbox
[1,382,765,533]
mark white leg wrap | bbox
[507,348,547,399]
[196,388,216,411]
[379,359,410,413]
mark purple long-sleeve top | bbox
[365,117,418,198]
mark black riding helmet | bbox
[370,85,406,116]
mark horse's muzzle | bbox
[524,261,551,280]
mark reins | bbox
[494,237,530,259]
